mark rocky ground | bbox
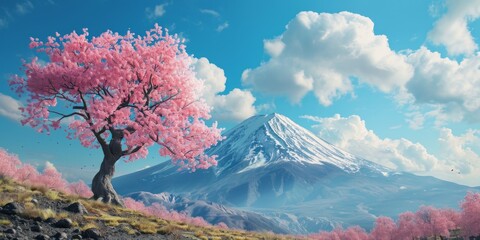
[0,178,293,240]
[0,201,173,240]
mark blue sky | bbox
[1,0,480,186]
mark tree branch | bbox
[122,145,143,156]
[48,110,87,120]
[150,90,180,112]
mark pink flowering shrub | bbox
[460,192,480,237]
[3,148,480,237]
[309,194,480,240]
[123,197,210,227]
[0,148,215,228]
[311,226,369,240]
[0,148,92,198]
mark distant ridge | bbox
[114,113,480,234]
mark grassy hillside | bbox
[0,177,295,240]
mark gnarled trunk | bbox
[91,129,126,206]
[91,155,123,206]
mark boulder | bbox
[1,202,23,215]
[82,228,102,239]
[64,202,88,215]
[53,218,73,228]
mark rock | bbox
[52,232,67,239]
[35,234,50,240]
[82,228,101,239]
[71,234,82,239]
[53,218,73,228]
[45,217,56,224]
[64,202,88,215]
[71,228,80,234]
[31,198,39,205]
[31,224,42,232]
[4,228,16,234]
[1,202,23,215]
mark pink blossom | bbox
[460,192,480,237]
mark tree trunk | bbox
[91,155,124,206]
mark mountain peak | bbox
[209,113,388,175]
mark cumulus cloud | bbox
[210,89,256,122]
[192,57,256,122]
[242,11,413,105]
[303,114,480,186]
[404,47,480,123]
[438,128,480,174]
[146,4,167,19]
[428,0,480,56]
[0,93,23,122]
[302,114,438,172]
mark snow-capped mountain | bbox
[113,113,479,233]
[209,113,387,175]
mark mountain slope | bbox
[114,113,390,205]
[113,113,479,233]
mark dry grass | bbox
[157,224,181,235]
[0,219,12,226]
[105,219,120,227]
[121,225,137,235]
[128,218,159,234]
[0,177,296,240]
[21,206,57,220]
[80,222,98,231]
[44,190,61,201]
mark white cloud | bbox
[210,89,256,122]
[263,38,285,57]
[16,1,34,15]
[0,93,23,122]
[428,0,480,56]
[405,108,425,130]
[302,114,438,172]
[216,22,229,32]
[192,57,256,122]
[438,128,480,174]
[303,114,480,186]
[146,4,167,19]
[404,47,480,123]
[200,9,220,18]
[193,57,226,103]
[242,11,413,105]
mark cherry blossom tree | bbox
[395,211,421,240]
[370,216,396,240]
[460,192,480,237]
[10,25,223,205]
[415,206,452,238]
[309,226,369,240]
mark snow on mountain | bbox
[113,113,480,234]
[210,113,386,175]
[125,191,292,234]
